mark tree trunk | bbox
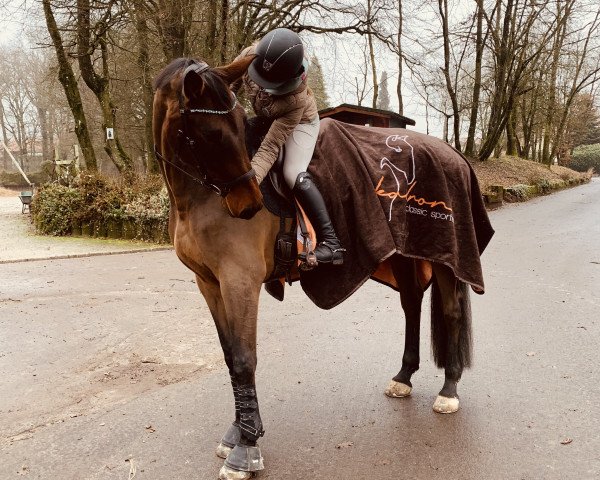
[36,105,50,163]
[77,0,133,174]
[42,0,97,171]
[541,2,569,165]
[367,0,378,108]
[438,0,461,151]
[548,5,598,164]
[133,0,157,173]
[206,1,218,56]
[478,0,514,161]
[156,0,193,60]
[48,107,56,161]
[396,0,404,115]
[0,101,9,170]
[219,0,229,63]
[506,108,518,156]
[465,0,483,158]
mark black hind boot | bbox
[293,172,345,265]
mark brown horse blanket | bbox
[301,118,494,310]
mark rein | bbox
[154,61,256,198]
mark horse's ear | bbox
[183,69,205,101]
[214,55,256,85]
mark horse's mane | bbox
[153,58,233,109]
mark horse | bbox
[153,56,483,480]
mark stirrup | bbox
[299,242,345,265]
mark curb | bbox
[0,246,174,265]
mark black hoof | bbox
[224,444,264,472]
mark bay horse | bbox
[153,57,476,480]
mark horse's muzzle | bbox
[224,182,264,220]
[237,203,263,220]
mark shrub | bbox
[504,184,531,202]
[31,173,170,242]
[31,184,84,235]
[571,144,600,173]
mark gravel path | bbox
[0,195,171,263]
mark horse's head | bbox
[153,56,263,220]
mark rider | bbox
[232,28,344,266]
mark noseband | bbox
[154,61,256,197]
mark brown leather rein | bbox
[154,61,256,198]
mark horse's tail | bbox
[430,277,473,370]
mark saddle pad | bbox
[259,176,295,218]
[300,118,494,310]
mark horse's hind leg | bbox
[385,255,425,398]
[430,263,472,414]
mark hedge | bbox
[571,143,600,173]
[30,173,170,243]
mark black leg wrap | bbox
[220,422,242,449]
[224,444,264,472]
[232,385,264,443]
[230,375,241,422]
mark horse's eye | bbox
[202,128,223,143]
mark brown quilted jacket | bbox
[232,45,319,183]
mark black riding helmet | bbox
[248,28,305,92]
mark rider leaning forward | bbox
[231,28,344,266]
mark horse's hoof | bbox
[384,380,412,398]
[216,443,233,459]
[218,465,253,480]
[433,395,459,413]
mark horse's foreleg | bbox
[430,264,473,414]
[194,274,243,460]
[217,275,265,480]
[386,256,424,398]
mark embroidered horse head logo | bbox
[379,135,416,221]
[382,135,415,185]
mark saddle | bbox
[245,117,316,300]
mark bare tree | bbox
[464,0,485,158]
[367,0,379,108]
[540,0,575,164]
[76,0,133,174]
[476,0,553,161]
[548,6,600,164]
[396,0,404,115]
[154,0,194,60]
[129,0,157,172]
[42,0,97,171]
[0,93,10,169]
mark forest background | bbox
[0,0,599,179]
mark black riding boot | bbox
[293,172,345,265]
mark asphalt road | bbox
[1,179,599,479]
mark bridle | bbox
[154,61,256,198]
